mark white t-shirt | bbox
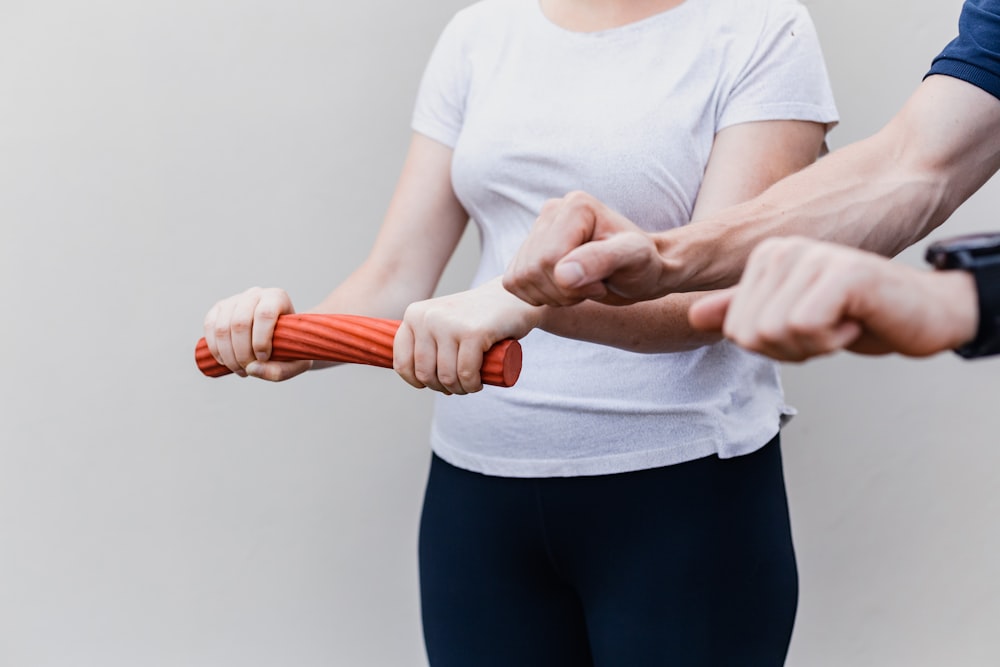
[412,0,838,478]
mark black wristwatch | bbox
[925,232,1000,358]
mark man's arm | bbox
[504,75,1000,305]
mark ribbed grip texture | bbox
[195,313,521,387]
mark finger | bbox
[826,320,865,351]
[547,196,606,289]
[245,360,312,382]
[782,270,866,358]
[455,337,485,394]
[688,290,735,332]
[845,327,897,356]
[210,298,246,376]
[555,234,657,302]
[203,303,223,364]
[505,246,589,307]
[512,193,608,305]
[502,201,570,303]
[723,242,808,354]
[392,322,425,390]
[229,290,263,369]
[502,274,560,307]
[739,271,857,363]
[434,336,465,395]
[412,324,448,394]
[251,290,290,362]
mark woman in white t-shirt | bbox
[203,0,838,664]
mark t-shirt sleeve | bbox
[718,1,839,131]
[926,0,1000,101]
[411,14,471,148]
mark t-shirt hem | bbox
[719,102,839,133]
[411,117,460,149]
[430,426,782,478]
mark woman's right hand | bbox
[202,287,313,381]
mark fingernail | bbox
[245,362,261,378]
[554,261,586,287]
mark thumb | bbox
[688,290,735,332]
[245,359,312,382]
[553,234,651,289]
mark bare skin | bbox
[687,236,978,361]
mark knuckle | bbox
[230,317,252,335]
[564,191,591,211]
[457,368,479,384]
[392,352,413,375]
[413,364,434,384]
[755,323,788,346]
[539,198,561,216]
[785,316,818,339]
[402,301,427,322]
[255,303,281,321]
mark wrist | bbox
[656,219,745,292]
[930,270,979,349]
[653,230,702,294]
[926,232,1000,358]
[486,276,546,332]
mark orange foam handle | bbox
[195,313,522,388]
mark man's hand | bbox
[503,191,670,307]
[688,237,979,361]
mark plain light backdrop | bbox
[2,0,998,665]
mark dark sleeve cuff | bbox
[925,59,1000,102]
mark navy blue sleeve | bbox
[927,0,1000,100]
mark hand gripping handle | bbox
[195,313,522,388]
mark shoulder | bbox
[689,0,819,59]
[427,0,524,62]
[954,0,1000,43]
[699,0,813,29]
[445,0,524,36]
[687,0,815,43]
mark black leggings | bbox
[418,435,797,666]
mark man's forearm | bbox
[657,75,1000,292]
[657,136,949,290]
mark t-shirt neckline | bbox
[528,0,694,40]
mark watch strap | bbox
[955,256,1000,358]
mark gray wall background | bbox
[2,0,998,665]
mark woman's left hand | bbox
[394,277,545,394]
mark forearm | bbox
[308,258,440,320]
[310,132,466,316]
[660,140,946,290]
[540,293,721,353]
[658,75,1000,292]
